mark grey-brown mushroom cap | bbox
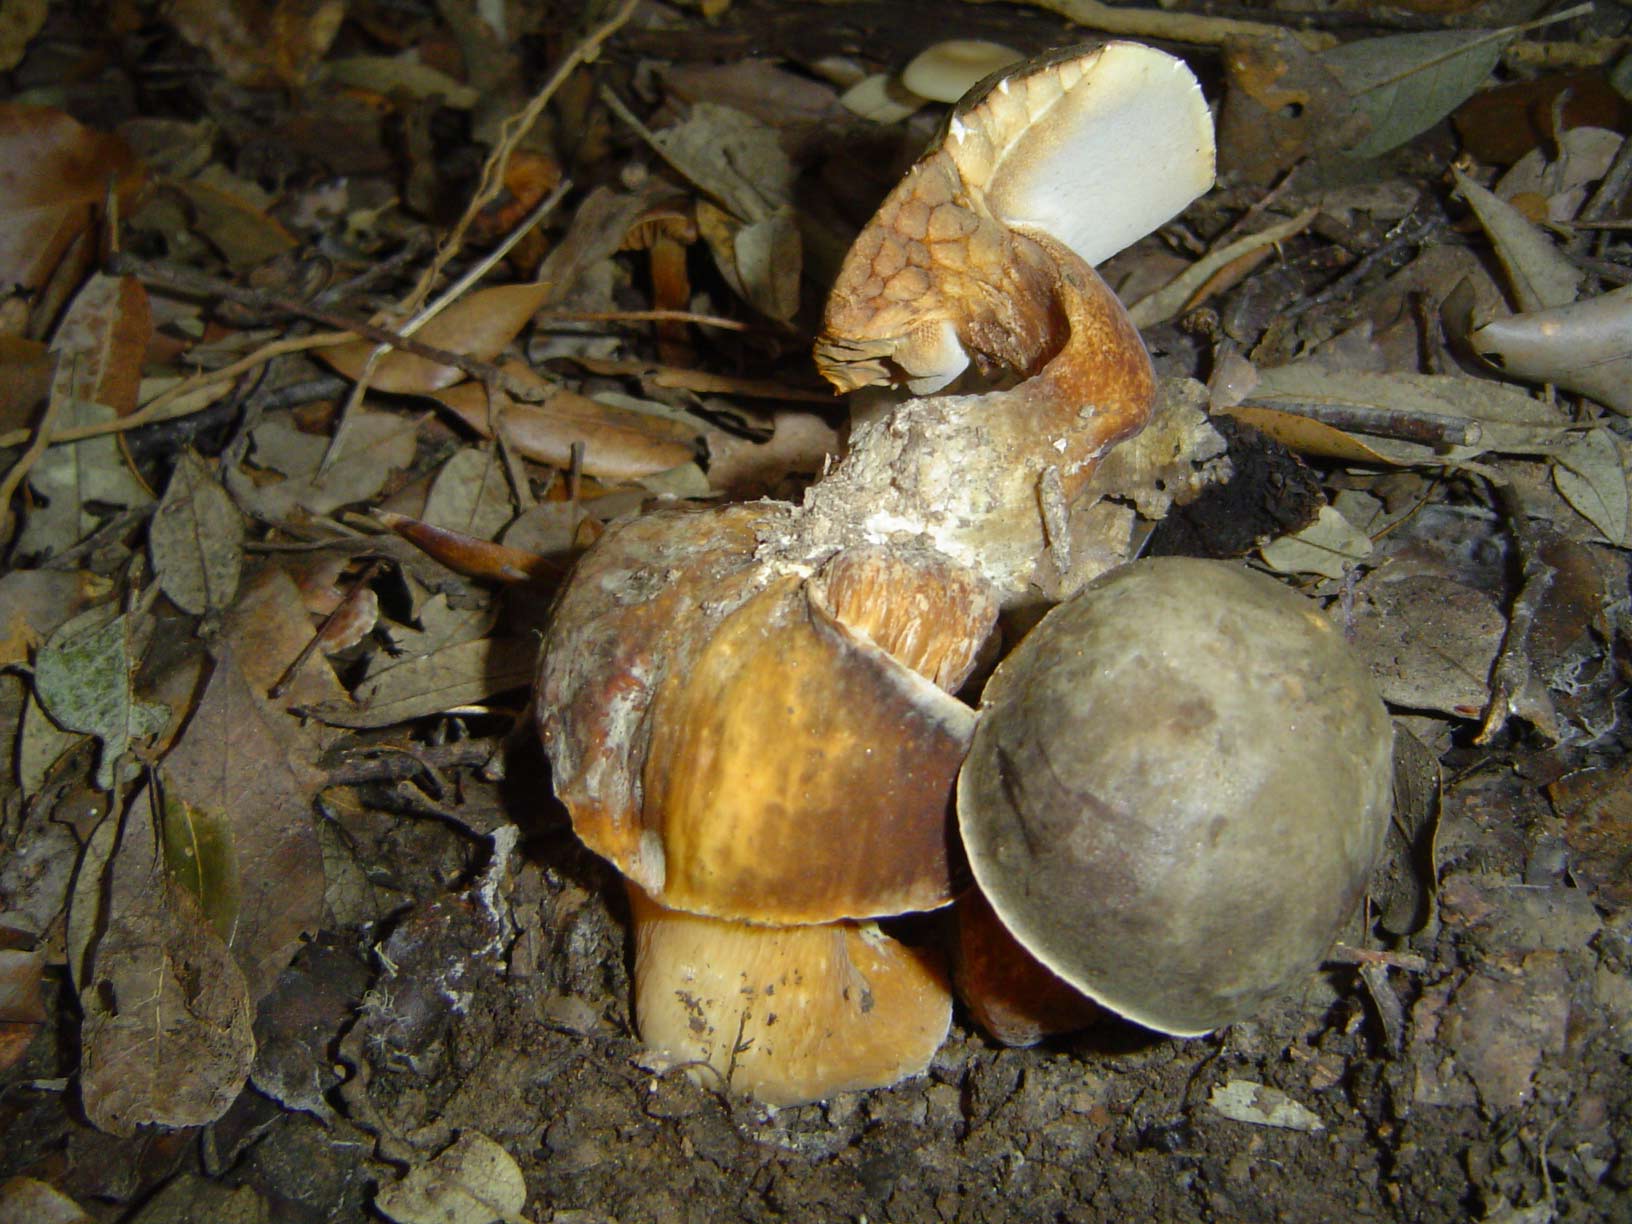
[957,557,1394,1036]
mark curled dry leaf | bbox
[0,105,143,294]
[1473,286,1632,417]
[374,1131,526,1224]
[1454,168,1584,313]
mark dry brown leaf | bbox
[0,335,52,433]
[0,948,46,1075]
[1221,404,1403,465]
[0,1177,94,1224]
[421,447,514,541]
[1551,428,1631,544]
[150,450,245,616]
[1344,572,1505,718]
[78,787,255,1137]
[233,407,420,520]
[166,0,345,88]
[0,106,143,294]
[322,282,555,395]
[1472,285,1632,417]
[309,636,537,728]
[1454,168,1584,313]
[50,273,152,419]
[433,363,695,479]
[0,570,96,667]
[169,172,300,272]
[0,0,49,71]
[160,650,326,1002]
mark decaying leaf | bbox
[322,281,555,394]
[0,1177,94,1224]
[48,273,152,418]
[1324,29,1514,160]
[33,611,169,789]
[150,450,245,616]
[1473,286,1632,417]
[168,169,300,272]
[0,569,96,667]
[1372,725,1442,937]
[0,105,143,294]
[647,102,794,223]
[0,0,49,72]
[1547,762,1632,912]
[232,407,419,521]
[1551,428,1630,544]
[159,650,325,1002]
[1208,1080,1324,1132]
[78,784,256,1137]
[166,0,345,88]
[308,636,536,729]
[0,948,46,1075]
[374,1131,527,1224]
[1343,572,1505,718]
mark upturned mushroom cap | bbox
[630,886,951,1107]
[900,40,1023,104]
[816,41,1214,395]
[957,557,1394,1036]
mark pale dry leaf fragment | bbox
[33,611,168,789]
[1323,30,1514,161]
[1259,504,1372,579]
[16,400,153,559]
[150,449,244,615]
[166,0,344,88]
[1208,1080,1324,1131]
[234,408,419,520]
[159,649,325,1002]
[50,273,153,417]
[730,205,802,322]
[0,1176,94,1224]
[0,947,45,1074]
[0,569,93,666]
[380,592,495,657]
[18,684,83,797]
[1552,428,1630,545]
[647,102,795,221]
[1497,126,1623,222]
[170,168,298,272]
[421,447,514,542]
[1472,285,1632,416]
[1453,168,1584,313]
[0,0,49,72]
[321,54,479,108]
[79,784,256,1137]
[838,73,923,124]
[308,637,537,728]
[1127,209,1317,327]
[374,1131,527,1224]
[321,282,555,394]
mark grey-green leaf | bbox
[1324,30,1514,160]
[33,612,169,789]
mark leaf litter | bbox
[0,2,1630,1222]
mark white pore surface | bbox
[988,45,1215,267]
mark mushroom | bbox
[956,557,1395,1039]
[621,198,700,365]
[538,43,1217,1102]
[900,39,1024,105]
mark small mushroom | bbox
[621,199,700,365]
[900,39,1024,105]
[957,557,1395,1038]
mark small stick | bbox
[1236,397,1483,448]
[537,308,752,331]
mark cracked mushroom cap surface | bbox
[815,40,1215,395]
[957,557,1394,1036]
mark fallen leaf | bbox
[1552,428,1630,543]
[33,611,169,790]
[374,1131,527,1224]
[0,0,48,71]
[1324,29,1514,160]
[159,651,326,1002]
[169,170,299,272]
[0,948,46,1074]
[422,447,514,541]
[233,407,419,520]
[1259,504,1373,578]
[1547,762,1632,911]
[150,450,245,616]
[321,54,480,108]
[1454,168,1584,312]
[1473,285,1632,417]
[1343,572,1505,718]
[648,102,794,222]
[0,1177,94,1224]
[309,636,536,728]
[78,785,256,1137]
[0,105,143,294]
[0,569,95,667]
[1207,1080,1324,1131]
[322,282,555,394]
[167,0,345,88]
[16,397,154,559]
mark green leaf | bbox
[1324,30,1514,160]
[33,612,168,789]
[157,788,243,945]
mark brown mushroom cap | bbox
[957,557,1394,1036]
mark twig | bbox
[0,375,74,546]
[106,253,549,403]
[1236,398,1483,448]
[268,558,386,699]
[536,308,752,331]
[393,0,641,321]
[979,0,1338,50]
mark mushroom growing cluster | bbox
[540,42,1258,1105]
